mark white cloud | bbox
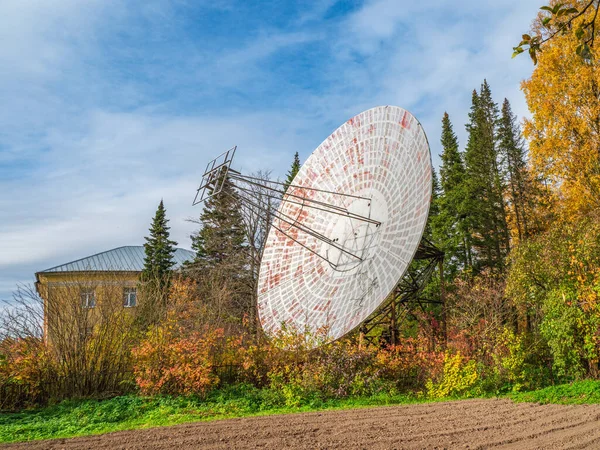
[0,0,106,77]
[0,110,314,277]
[0,0,544,301]
[317,0,541,164]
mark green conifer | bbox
[424,167,441,240]
[190,176,247,271]
[142,200,177,281]
[189,175,252,324]
[464,80,510,271]
[430,168,441,218]
[433,112,471,272]
[283,152,301,193]
[439,112,464,192]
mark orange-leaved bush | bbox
[375,339,445,391]
[0,337,53,410]
[132,314,223,397]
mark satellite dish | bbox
[257,106,432,342]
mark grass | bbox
[510,379,600,405]
[0,385,425,444]
[4,380,600,444]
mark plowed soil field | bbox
[4,398,600,449]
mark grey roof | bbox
[39,246,195,273]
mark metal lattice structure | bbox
[359,237,444,346]
[193,146,237,206]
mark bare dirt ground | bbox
[4,398,600,450]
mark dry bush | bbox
[166,274,250,338]
[447,270,515,361]
[236,327,446,405]
[0,275,143,406]
[376,339,445,391]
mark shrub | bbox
[539,288,599,380]
[426,352,478,399]
[507,218,600,380]
[254,332,448,407]
[0,337,53,410]
[375,339,444,391]
[132,316,222,397]
[262,338,379,407]
[447,271,513,363]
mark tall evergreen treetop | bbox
[464,80,510,271]
[283,152,301,193]
[498,99,524,159]
[191,176,247,269]
[439,112,464,194]
[142,200,177,280]
[498,98,530,241]
[433,112,471,272]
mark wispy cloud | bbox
[1,0,541,301]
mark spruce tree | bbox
[189,175,252,324]
[430,168,441,222]
[464,81,510,271]
[142,200,177,281]
[433,112,471,272]
[190,177,247,269]
[498,98,530,242]
[283,152,301,193]
[439,112,463,191]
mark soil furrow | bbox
[476,412,600,449]
[4,399,600,450]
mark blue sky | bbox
[0,0,540,302]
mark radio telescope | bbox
[194,106,433,343]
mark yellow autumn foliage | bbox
[522,10,600,218]
[425,352,478,399]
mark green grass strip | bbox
[5,380,600,444]
[510,379,600,405]
[0,386,426,444]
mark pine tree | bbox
[498,98,530,242]
[142,200,177,281]
[283,152,301,193]
[463,81,510,271]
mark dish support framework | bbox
[193,146,382,270]
[359,237,446,347]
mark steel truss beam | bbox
[193,148,382,268]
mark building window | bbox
[123,287,137,307]
[80,288,96,308]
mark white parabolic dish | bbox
[257,105,432,342]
